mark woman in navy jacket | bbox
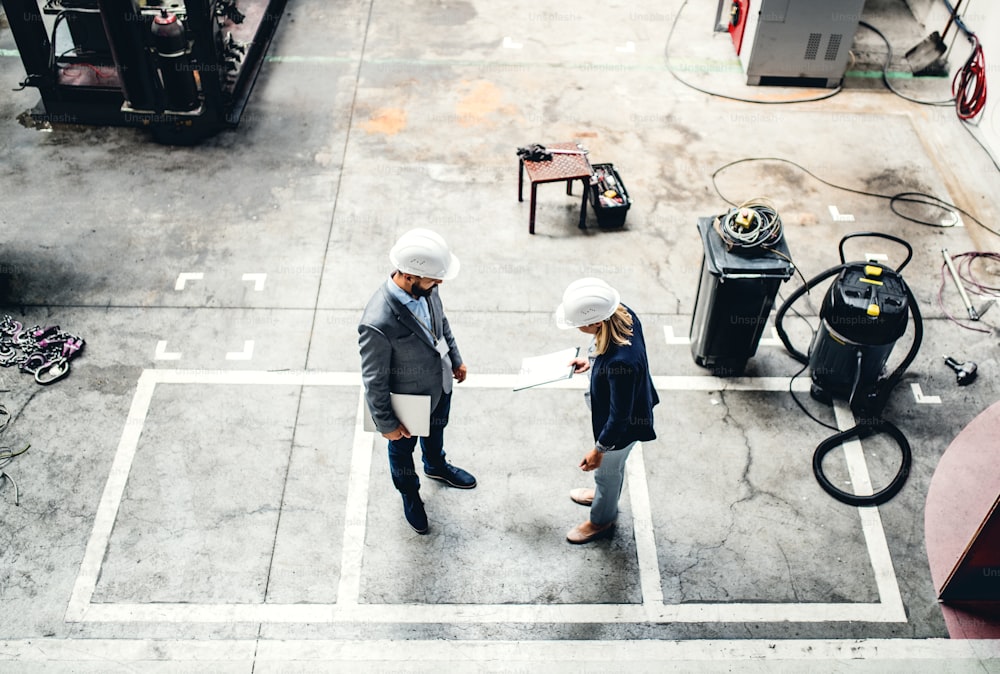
[557,278,659,544]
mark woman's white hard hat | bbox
[555,277,621,329]
[389,228,460,280]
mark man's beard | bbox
[411,283,433,298]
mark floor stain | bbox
[455,80,516,127]
[361,108,406,136]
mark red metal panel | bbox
[727,0,751,55]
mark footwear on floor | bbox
[569,487,594,506]
[424,462,477,489]
[566,520,615,544]
[401,490,428,534]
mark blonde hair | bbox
[594,305,633,355]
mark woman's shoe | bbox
[566,520,615,544]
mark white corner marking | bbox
[242,273,267,291]
[829,205,855,222]
[663,326,691,345]
[225,341,255,361]
[154,341,182,361]
[174,272,204,291]
[911,383,941,404]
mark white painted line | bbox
[66,370,900,625]
[242,272,267,291]
[66,370,158,622]
[502,36,522,49]
[663,325,691,345]
[5,638,1000,663]
[670,325,785,349]
[154,340,182,361]
[225,340,255,361]
[625,443,663,610]
[910,383,941,404]
[943,212,964,227]
[75,600,906,623]
[616,41,636,53]
[833,400,906,621]
[758,326,782,346]
[828,205,855,222]
[174,272,203,290]
[864,252,889,262]
[335,390,375,607]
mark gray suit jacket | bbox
[358,281,463,433]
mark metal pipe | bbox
[942,248,979,320]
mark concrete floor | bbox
[2,0,1000,671]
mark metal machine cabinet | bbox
[1,0,288,143]
[735,0,866,87]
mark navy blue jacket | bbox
[590,306,659,449]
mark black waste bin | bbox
[690,216,795,375]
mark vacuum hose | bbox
[774,236,923,507]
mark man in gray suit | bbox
[358,228,476,534]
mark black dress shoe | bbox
[424,463,477,489]
[401,491,428,534]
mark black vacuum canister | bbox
[809,262,909,402]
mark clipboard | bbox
[514,347,580,391]
[363,393,432,437]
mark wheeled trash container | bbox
[690,215,795,375]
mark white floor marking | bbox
[242,273,267,291]
[3,638,1000,664]
[828,205,855,222]
[663,325,690,344]
[335,391,375,607]
[66,370,158,621]
[668,325,784,348]
[911,383,941,404]
[616,41,636,53]
[833,400,906,621]
[502,36,522,49]
[154,340,182,361]
[758,326,782,346]
[174,272,203,290]
[66,370,902,624]
[224,340,255,360]
[625,443,664,609]
[865,252,889,262]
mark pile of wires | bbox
[938,251,1000,333]
[714,198,784,251]
[953,34,987,121]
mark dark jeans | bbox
[387,392,451,493]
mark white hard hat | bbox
[389,228,460,280]
[555,277,621,329]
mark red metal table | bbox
[518,142,593,235]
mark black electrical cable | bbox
[714,198,784,250]
[665,0,842,105]
[788,363,839,433]
[711,157,1000,239]
[857,21,954,107]
[862,7,995,172]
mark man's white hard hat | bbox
[389,228,460,280]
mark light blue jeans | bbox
[590,441,636,526]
